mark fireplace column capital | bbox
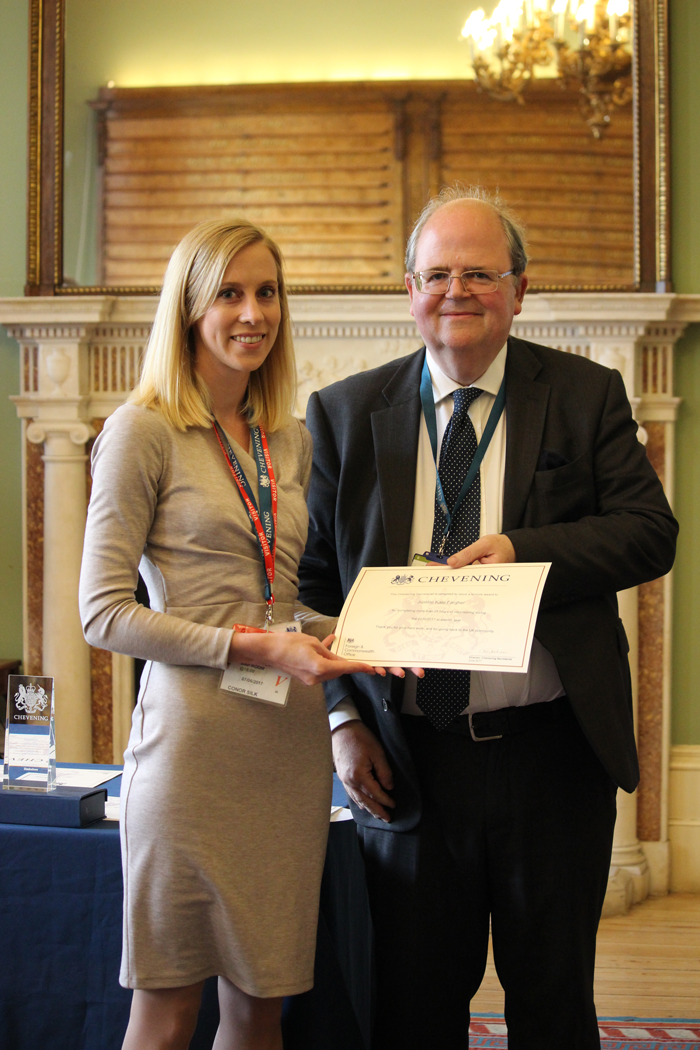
[25,420,96,447]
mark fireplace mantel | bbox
[2,290,700,911]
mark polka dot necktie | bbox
[416,386,484,730]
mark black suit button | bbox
[382,698,389,712]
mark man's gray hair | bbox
[404,185,529,277]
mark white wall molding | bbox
[640,840,670,896]
[670,745,700,770]
[669,745,700,892]
[2,293,700,414]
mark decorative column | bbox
[513,296,688,911]
[27,420,95,760]
[582,338,652,912]
[586,337,650,912]
[605,585,650,914]
[634,323,684,895]
[8,321,96,761]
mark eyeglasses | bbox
[412,269,515,295]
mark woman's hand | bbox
[228,631,377,687]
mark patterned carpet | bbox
[469,1016,700,1048]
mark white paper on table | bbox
[330,806,353,822]
[331,563,551,672]
[54,768,122,789]
[103,797,121,821]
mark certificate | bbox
[331,563,551,672]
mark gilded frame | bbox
[25,0,670,296]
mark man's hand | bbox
[332,721,396,823]
[447,533,516,567]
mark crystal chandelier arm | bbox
[460,0,633,138]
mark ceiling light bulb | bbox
[461,8,487,38]
[575,1,595,29]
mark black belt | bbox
[404,696,569,742]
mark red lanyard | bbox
[213,420,278,626]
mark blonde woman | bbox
[79,219,379,1050]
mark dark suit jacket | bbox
[298,337,678,830]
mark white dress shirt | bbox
[329,345,564,730]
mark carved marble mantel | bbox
[2,291,700,910]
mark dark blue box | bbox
[0,784,107,827]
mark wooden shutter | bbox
[95,80,634,291]
[439,83,634,287]
[98,85,405,289]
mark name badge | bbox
[412,551,449,566]
[220,622,300,706]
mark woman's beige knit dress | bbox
[79,403,334,996]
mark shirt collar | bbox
[425,344,507,407]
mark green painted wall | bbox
[64,0,476,87]
[1,1,699,738]
[670,0,700,743]
[0,0,27,663]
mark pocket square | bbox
[537,449,570,471]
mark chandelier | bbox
[461,0,633,139]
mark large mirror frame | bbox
[25,0,670,296]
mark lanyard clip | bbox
[264,598,274,631]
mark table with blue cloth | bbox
[0,766,372,1050]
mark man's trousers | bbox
[358,699,618,1050]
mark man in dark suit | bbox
[298,188,677,1049]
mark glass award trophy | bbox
[3,675,56,791]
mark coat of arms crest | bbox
[14,682,49,715]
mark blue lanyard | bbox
[419,356,506,553]
[212,420,277,612]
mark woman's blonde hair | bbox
[129,219,296,431]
